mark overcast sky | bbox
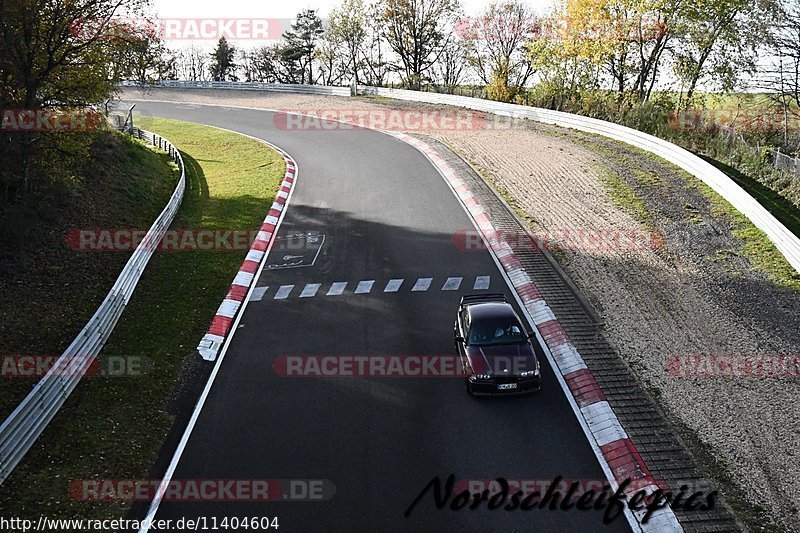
[142,0,770,91]
[148,0,558,47]
[150,0,555,19]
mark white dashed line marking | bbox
[250,286,269,301]
[355,280,375,294]
[384,279,404,292]
[274,285,294,299]
[412,278,433,291]
[442,277,462,291]
[300,283,321,298]
[254,275,492,300]
[327,282,347,295]
[474,276,490,290]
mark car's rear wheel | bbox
[464,378,473,395]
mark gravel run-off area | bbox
[122,88,800,531]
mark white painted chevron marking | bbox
[473,276,490,290]
[250,286,268,301]
[384,279,403,292]
[300,283,321,298]
[442,277,462,291]
[274,285,294,299]
[412,278,433,291]
[355,280,375,294]
[327,282,347,295]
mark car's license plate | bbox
[498,383,517,390]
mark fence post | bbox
[121,104,135,134]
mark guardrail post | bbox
[121,104,135,134]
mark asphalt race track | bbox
[125,100,631,533]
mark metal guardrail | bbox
[0,124,186,485]
[120,79,352,97]
[122,79,800,273]
[358,85,800,275]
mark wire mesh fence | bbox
[775,149,800,175]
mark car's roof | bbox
[466,301,517,321]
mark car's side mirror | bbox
[527,332,537,339]
[455,335,465,342]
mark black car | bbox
[454,294,543,395]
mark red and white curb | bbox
[197,149,297,361]
[393,132,682,532]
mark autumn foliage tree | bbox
[0,0,150,206]
[466,0,535,102]
[379,0,462,90]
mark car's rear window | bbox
[468,317,525,345]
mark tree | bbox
[379,0,462,90]
[316,31,347,85]
[564,0,641,107]
[276,42,309,83]
[630,0,681,102]
[466,0,535,102]
[0,0,146,204]
[361,3,391,86]
[755,0,800,142]
[672,0,770,105]
[282,9,324,84]
[209,37,237,81]
[173,45,209,81]
[249,45,280,82]
[109,19,170,85]
[432,38,469,92]
[329,0,368,85]
[238,49,256,82]
[248,43,307,84]
[527,27,599,111]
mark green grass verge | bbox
[596,163,654,226]
[0,116,285,520]
[539,121,792,529]
[698,155,800,240]
[686,177,800,290]
[0,131,179,420]
[572,133,800,290]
